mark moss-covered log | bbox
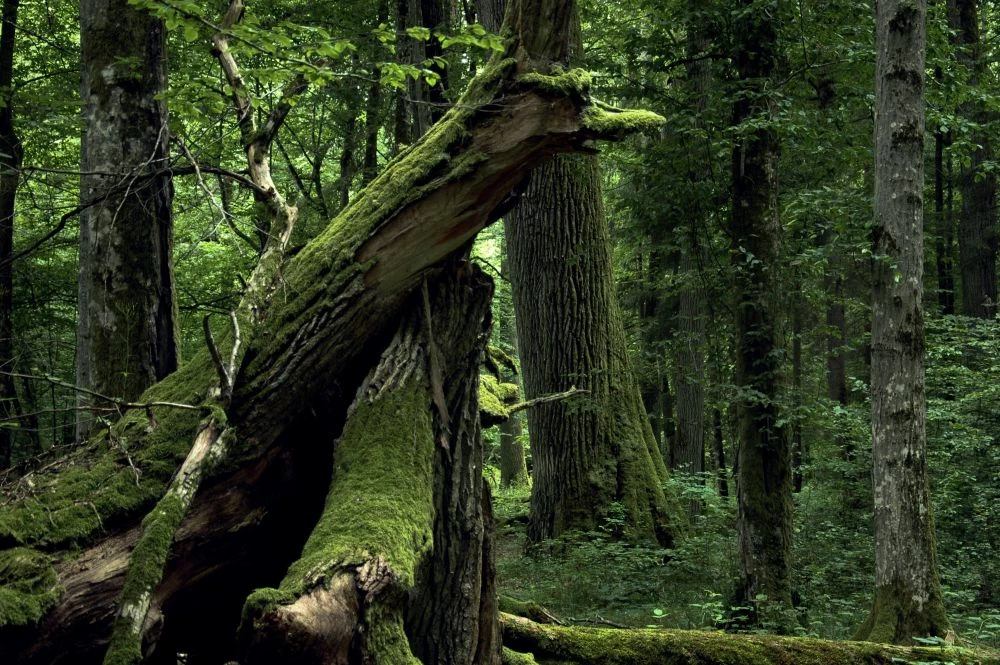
[240,264,498,665]
[502,614,1000,665]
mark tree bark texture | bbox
[855,0,951,644]
[240,266,499,665]
[0,0,22,468]
[949,0,998,319]
[507,155,674,546]
[76,0,178,441]
[730,0,794,626]
[0,2,663,658]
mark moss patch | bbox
[581,102,665,140]
[0,547,61,627]
[480,374,520,423]
[0,353,214,551]
[517,67,592,102]
[279,381,435,593]
[502,615,1000,665]
[502,646,539,665]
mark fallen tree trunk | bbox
[0,3,663,662]
[501,614,1000,665]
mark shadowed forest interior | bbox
[1,0,1000,663]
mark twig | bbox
[507,386,589,415]
[203,314,232,402]
[3,371,201,412]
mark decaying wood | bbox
[501,614,1000,665]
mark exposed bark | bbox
[949,0,997,319]
[241,266,499,665]
[855,0,951,644]
[0,0,662,659]
[76,0,178,442]
[504,0,672,546]
[0,0,22,468]
[730,0,793,627]
[501,614,995,665]
[508,154,673,546]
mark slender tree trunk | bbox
[950,0,997,319]
[498,300,528,489]
[791,302,803,493]
[76,0,177,441]
[731,0,794,628]
[824,237,851,459]
[855,0,951,644]
[934,114,955,314]
[0,0,21,468]
[671,0,709,484]
[713,408,728,498]
[673,253,705,479]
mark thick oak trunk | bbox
[508,155,674,546]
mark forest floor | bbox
[491,482,1000,649]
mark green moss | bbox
[581,102,666,140]
[517,67,592,102]
[480,374,520,422]
[366,603,423,665]
[499,595,557,624]
[0,354,214,550]
[0,547,61,627]
[238,587,296,637]
[503,616,1000,665]
[278,381,435,593]
[239,59,519,398]
[502,647,538,665]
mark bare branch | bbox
[3,372,202,412]
[507,387,589,415]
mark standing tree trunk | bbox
[672,0,711,484]
[933,114,955,315]
[950,0,997,319]
[495,0,673,546]
[730,0,794,628]
[508,155,673,546]
[855,0,951,644]
[0,0,21,468]
[76,0,177,441]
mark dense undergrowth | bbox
[490,315,1000,648]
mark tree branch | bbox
[507,387,589,415]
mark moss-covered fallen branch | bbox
[502,613,1000,665]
